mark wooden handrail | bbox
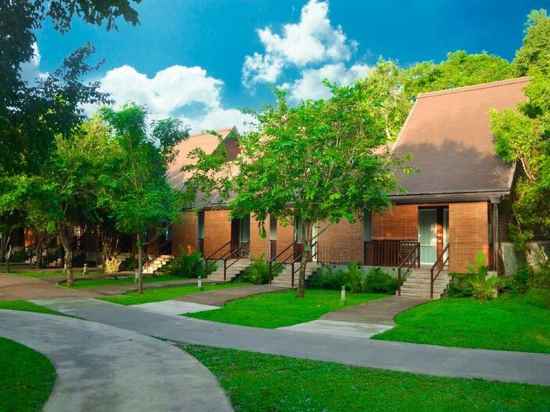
[430,244,449,299]
[222,242,250,281]
[396,242,420,296]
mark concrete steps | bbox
[399,268,449,299]
[271,262,319,288]
[143,255,174,275]
[206,258,251,282]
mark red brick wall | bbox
[318,219,364,263]
[171,211,198,256]
[249,215,269,258]
[449,202,489,273]
[275,219,295,261]
[204,209,231,257]
[372,205,418,240]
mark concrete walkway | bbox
[180,284,287,306]
[0,309,232,412]
[280,319,393,338]
[35,298,550,386]
[0,274,96,300]
[322,295,427,325]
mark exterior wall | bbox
[249,215,269,258]
[372,205,418,240]
[318,219,364,263]
[203,209,231,258]
[275,219,295,261]
[448,202,489,273]
[171,211,198,256]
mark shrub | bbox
[104,256,121,274]
[364,267,399,294]
[240,256,282,284]
[306,265,345,290]
[510,265,530,293]
[164,251,216,278]
[447,273,474,297]
[119,255,138,271]
[342,262,365,293]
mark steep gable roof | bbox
[391,77,529,201]
[167,127,238,189]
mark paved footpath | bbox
[35,298,550,386]
[0,309,232,412]
[180,284,287,306]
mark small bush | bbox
[240,256,282,284]
[104,256,121,274]
[164,251,216,278]
[447,273,474,297]
[119,255,138,271]
[342,263,365,293]
[364,267,399,294]
[510,266,530,293]
[306,265,345,290]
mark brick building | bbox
[166,77,529,291]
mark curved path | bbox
[35,298,550,387]
[0,310,232,412]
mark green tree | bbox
[0,0,140,268]
[403,50,513,98]
[491,9,550,246]
[99,104,188,293]
[189,86,403,297]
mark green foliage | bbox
[404,50,513,98]
[449,251,501,301]
[306,265,398,294]
[525,288,550,309]
[240,255,282,284]
[491,10,550,244]
[164,251,216,279]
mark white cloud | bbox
[288,63,370,101]
[90,64,253,133]
[19,43,47,84]
[243,0,356,87]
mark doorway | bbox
[419,209,437,265]
[230,215,250,257]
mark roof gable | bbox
[392,77,529,198]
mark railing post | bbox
[430,268,434,299]
[397,267,402,296]
[291,263,295,288]
[224,259,227,281]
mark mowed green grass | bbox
[0,300,64,316]
[99,282,240,305]
[186,289,385,328]
[185,344,550,412]
[0,337,56,412]
[374,295,550,353]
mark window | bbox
[198,211,205,240]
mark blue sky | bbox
[28,0,549,131]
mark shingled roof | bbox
[391,77,529,202]
[167,127,238,189]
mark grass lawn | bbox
[186,289,385,328]
[99,282,240,305]
[0,300,64,316]
[185,344,550,412]
[0,337,56,412]
[373,294,550,353]
[70,274,185,289]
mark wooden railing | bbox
[364,239,419,267]
[396,242,421,296]
[205,240,250,281]
[430,244,449,299]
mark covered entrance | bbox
[230,215,250,257]
[418,207,448,266]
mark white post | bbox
[340,285,346,303]
[197,275,202,289]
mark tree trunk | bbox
[59,227,74,287]
[136,233,144,294]
[296,221,312,298]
